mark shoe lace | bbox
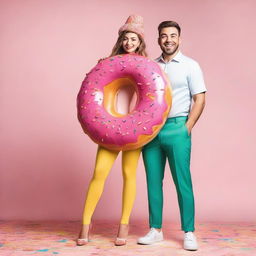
[185,232,194,241]
[145,228,157,237]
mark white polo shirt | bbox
[155,51,206,118]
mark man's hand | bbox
[186,92,206,134]
[185,122,193,135]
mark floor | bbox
[0,220,255,256]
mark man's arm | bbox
[186,92,206,134]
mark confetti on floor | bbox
[0,220,255,256]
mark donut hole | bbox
[116,85,137,115]
[103,77,138,117]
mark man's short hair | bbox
[158,21,181,36]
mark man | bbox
[137,21,206,251]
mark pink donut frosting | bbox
[77,54,171,150]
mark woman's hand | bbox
[97,57,106,63]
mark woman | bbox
[77,15,147,246]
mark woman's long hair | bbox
[110,30,147,57]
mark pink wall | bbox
[1,0,256,222]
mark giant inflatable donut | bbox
[77,54,172,151]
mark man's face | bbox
[158,27,180,56]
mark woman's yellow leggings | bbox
[82,146,141,225]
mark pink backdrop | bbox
[1,0,256,222]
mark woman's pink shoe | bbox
[115,224,129,246]
[76,238,89,246]
[115,237,127,246]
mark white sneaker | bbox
[183,232,198,251]
[137,228,164,245]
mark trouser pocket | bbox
[183,123,190,136]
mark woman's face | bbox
[122,32,141,53]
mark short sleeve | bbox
[188,61,207,95]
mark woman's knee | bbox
[92,165,109,181]
[122,166,137,180]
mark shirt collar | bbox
[156,51,183,63]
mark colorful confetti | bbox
[0,221,255,256]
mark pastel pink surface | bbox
[77,54,170,149]
[1,0,256,222]
[1,221,256,255]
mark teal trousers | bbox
[142,116,195,232]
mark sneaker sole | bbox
[137,239,164,245]
[184,247,198,251]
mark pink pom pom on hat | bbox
[118,14,144,38]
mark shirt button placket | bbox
[164,63,167,72]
